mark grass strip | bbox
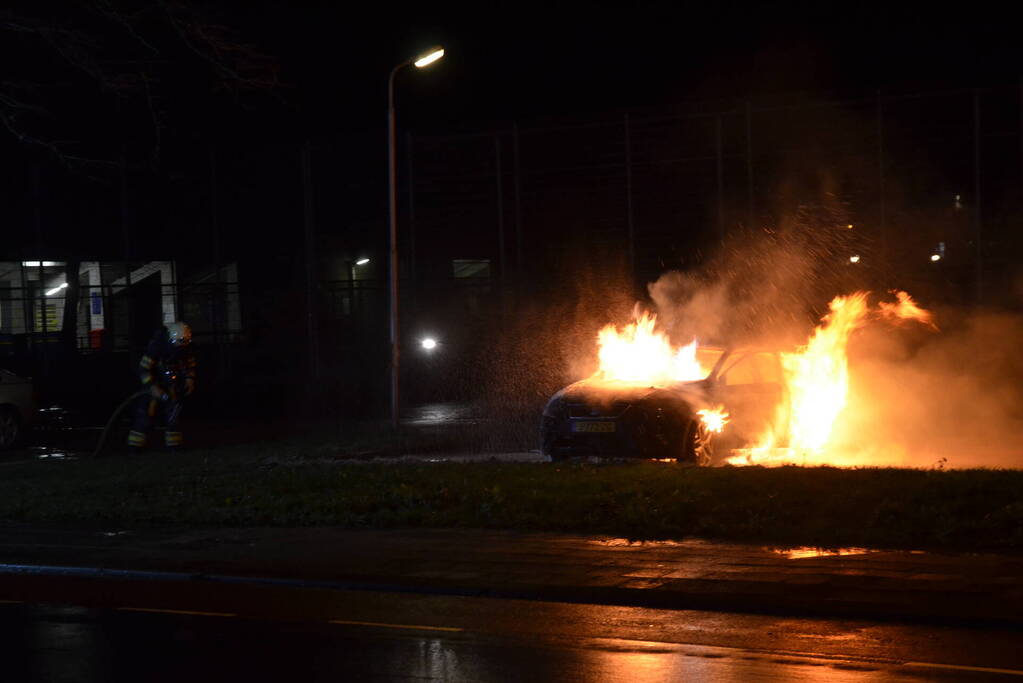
[2,444,1022,552]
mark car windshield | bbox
[695,348,725,379]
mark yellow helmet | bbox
[167,321,192,347]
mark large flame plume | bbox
[596,312,707,384]
[756,292,870,454]
[729,291,935,466]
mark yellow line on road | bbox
[118,607,237,618]
[329,619,463,633]
[905,661,1023,677]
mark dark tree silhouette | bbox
[2,1,279,362]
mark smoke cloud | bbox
[644,225,1023,469]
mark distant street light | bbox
[930,254,942,262]
[389,46,445,429]
[421,337,438,351]
[849,255,861,264]
[347,257,371,282]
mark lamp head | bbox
[413,47,445,68]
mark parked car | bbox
[539,348,787,464]
[0,368,35,450]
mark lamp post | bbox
[388,46,445,429]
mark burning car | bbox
[540,343,787,464]
[542,290,937,467]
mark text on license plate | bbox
[573,421,616,433]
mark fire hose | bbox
[91,390,146,458]
[91,389,182,458]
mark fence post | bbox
[301,141,318,380]
[209,146,222,353]
[513,123,523,286]
[974,90,983,302]
[716,115,725,242]
[494,135,506,313]
[745,100,755,229]
[624,113,635,282]
[877,90,887,282]
[31,162,47,366]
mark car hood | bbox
[544,377,710,415]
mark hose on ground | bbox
[91,390,147,458]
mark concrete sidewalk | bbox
[0,526,1020,625]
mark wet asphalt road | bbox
[2,576,1021,681]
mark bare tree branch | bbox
[1,1,280,169]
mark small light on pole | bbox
[355,258,370,266]
[421,337,438,351]
[849,255,861,264]
[930,254,942,262]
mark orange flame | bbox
[697,406,729,433]
[596,312,707,385]
[877,290,937,329]
[780,292,870,452]
[728,291,935,467]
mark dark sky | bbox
[4,1,1022,265]
[252,2,1023,135]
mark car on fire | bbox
[540,348,787,464]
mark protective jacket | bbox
[139,329,197,398]
[128,326,196,450]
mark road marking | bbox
[118,607,236,618]
[329,619,462,633]
[905,661,1023,677]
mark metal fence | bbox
[0,260,242,376]
[408,85,1023,304]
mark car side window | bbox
[722,354,758,386]
[754,352,784,384]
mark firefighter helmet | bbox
[167,322,192,347]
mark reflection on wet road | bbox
[1,580,1020,682]
[403,402,483,427]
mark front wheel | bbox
[681,418,713,466]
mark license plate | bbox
[573,421,616,433]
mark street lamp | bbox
[347,257,370,282]
[389,45,445,429]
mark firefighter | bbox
[127,322,196,452]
